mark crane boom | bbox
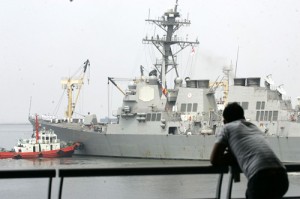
[108,77,126,95]
[61,59,90,120]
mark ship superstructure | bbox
[228,76,300,137]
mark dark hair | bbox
[223,102,245,123]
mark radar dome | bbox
[174,77,183,88]
[128,81,136,89]
[174,77,183,84]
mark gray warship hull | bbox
[30,120,300,162]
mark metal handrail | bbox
[58,165,229,199]
[1,163,299,199]
[0,169,56,199]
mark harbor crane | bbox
[61,59,90,120]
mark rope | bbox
[52,90,66,116]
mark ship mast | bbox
[35,114,39,144]
[143,0,199,91]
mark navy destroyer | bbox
[30,1,300,162]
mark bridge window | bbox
[256,101,261,109]
[241,102,249,110]
[156,113,161,121]
[151,113,156,121]
[268,111,273,121]
[257,110,276,122]
[146,113,151,121]
[256,101,266,110]
[181,104,186,112]
[264,111,269,121]
[187,103,192,112]
[193,103,198,112]
[261,102,265,109]
[180,103,199,113]
[260,111,264,121]
[273,111,279,121]
[256,111,260,121]
[146,113,162,122]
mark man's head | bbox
[223,102,245,124]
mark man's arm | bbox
[210,142,236,165]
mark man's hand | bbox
[210,143,237,166]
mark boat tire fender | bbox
[13,154,22,159]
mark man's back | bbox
[218,120,284,179]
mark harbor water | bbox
[0,124,299,199]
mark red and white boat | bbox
[0,115,80,159]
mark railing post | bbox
[215,173,224,199]
[226,168,234,199]
[48,177,53,199]
[58,177,64,199]
[226,166,241,199]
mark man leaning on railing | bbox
[210,102,289,199]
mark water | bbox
[0,124,299,199]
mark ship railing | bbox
[1,164,299,199]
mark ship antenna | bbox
[107,79,110,124]
[174,0,178,12]
[234,45,239,78]
[35,114,39,144]
[140,65,144,76]
[28,96,32,117]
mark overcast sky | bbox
[0,0,299,123]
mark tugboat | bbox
[29,1,300,162]
[1,115,79,159]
